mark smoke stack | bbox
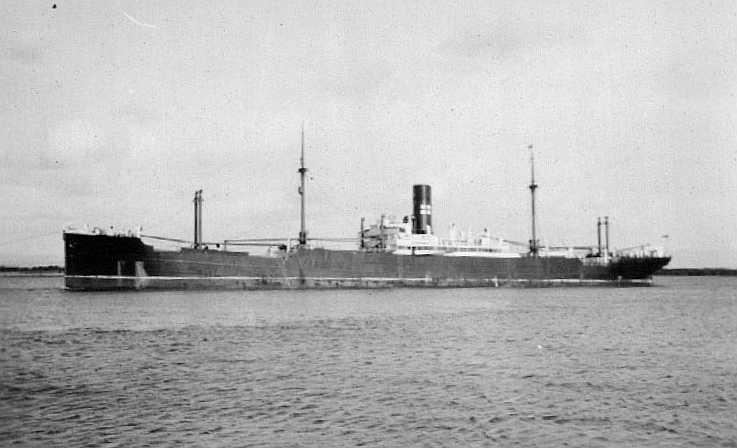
[412,185,432,234]
[597,217,602,256]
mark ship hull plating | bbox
[63,233,671,291]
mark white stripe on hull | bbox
[64,275,652,290]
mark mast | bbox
[604,216,610,257]
[360,217,365,249]
[298,124,308,246]
[199,190,203,248]
[193,189,203,249]
[528,145,539,255]
[193,190,198,249]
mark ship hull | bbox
[63,233,671,291]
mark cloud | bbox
[661,46,737,102]
[438,29,525,61]
[122,10,157,29]
[46,119,106,167]
[316,57,394,101]
[113,103,160,124]
[435,19,587,65]
[3,42,44,67]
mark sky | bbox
[1,0,736,268]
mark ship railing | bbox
[616,248,666,258]
[225,237,360,251]
[66,225,143,238]
[613,243,666,258]
[395,243,519,254]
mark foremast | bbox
[528,145,539,255]
[298,124,308,247]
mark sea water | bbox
[1,276,735,446]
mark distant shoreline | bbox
[656,268,737,276]
[0,272,63,277]
[0,265,63,274]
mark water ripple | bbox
[1,277,736,446]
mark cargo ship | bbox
[63,133,670,290]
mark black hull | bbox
[63,233,671,291]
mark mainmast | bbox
[298,124,308,246]
[528,145,539,255]
[193,189,203,249]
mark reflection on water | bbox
[1,276,735,446]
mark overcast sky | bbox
[2,0,736,267]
